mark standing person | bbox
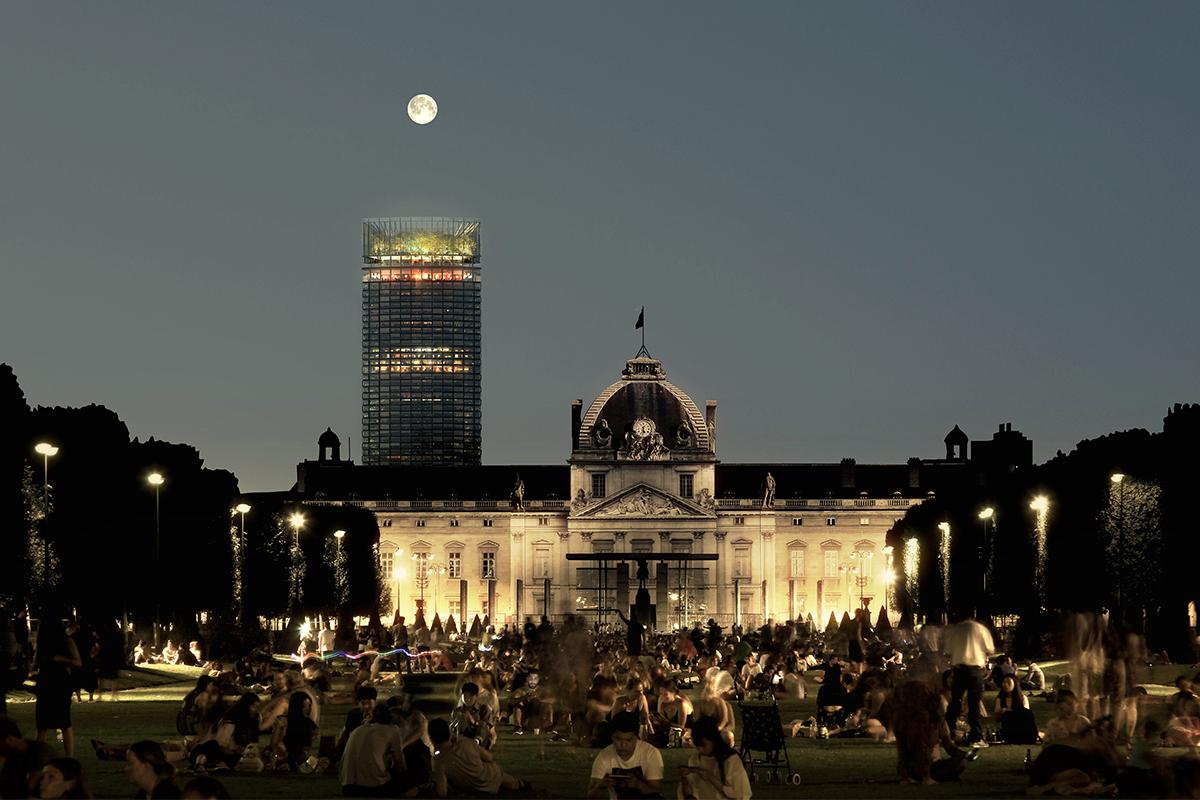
[96,620,125,702]
[616,610,645,659]
[35,617,82,757]
[69,622,98,704]
[942,616,994,746]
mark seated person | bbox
[694,678,735,747]
[429,718,524,798]
[451,682,496,749]
[161,640,181,666]
[132,640,152,665]
[994,676,1038,744]
[1021,662,1046,694]
[612,678,655,740]
[509,672,550,735]
[678,716,751,800]
[815,670,853,734]
[1164,675,1200,747]
[339,707,408,797]
[1042,690,1091,745]
[0,718,55,799]
[652,680,693,746]
[587,711,664,799]
[335,686,378,758]
[282,692,318,772]
[190,693,262,772]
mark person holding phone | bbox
[588,711,663,799]
[678,717,751,799]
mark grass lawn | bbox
[3,662,1192,798]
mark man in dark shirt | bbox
[336,685,379,757]
[616,611,644,658]
[0,718,54,799]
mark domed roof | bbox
[944,424,968,444]
[578,356,710,454]
[318,427,341,447]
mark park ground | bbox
[4,661,1195,799]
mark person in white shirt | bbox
[942,617,995,745]
[588,711,664,799]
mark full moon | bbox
[407,94,438,125]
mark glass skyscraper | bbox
[360,217,481,466]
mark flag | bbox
[635,307,644,330]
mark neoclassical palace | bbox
[294,353,1032,630]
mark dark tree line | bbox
[0,364,383,651]
[888,404,1200,660]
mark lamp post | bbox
[937,522,951,620]
[412,552,431,617]
[882,545,895,613]
[33,443,59,589]
[977,507,994,618]
[1110,474,1126,619]
[234,503,251,625]
[838,562,859,615]
[288,512,305,612]
[430,561,447,620]
[147,472,165,648]
[1029,496,1050,609]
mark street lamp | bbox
[430,561,447,619]
[838,561,859,615]
[1110,473,1126,618]
[333,529,346,547]
[233,502,251,624]
[1029,496,1050,608]
[289,512,306,546]
[882,545,895,612]
[937,522,951,618]
[412,552,431,616]
[147,472,165,647]
[903,538,920,614]
[977,507,994,618]
[34,442,58,509]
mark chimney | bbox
[908,457,921,488]
[841,458,856,489]
[571,399,583,448]
[705,401,717,451]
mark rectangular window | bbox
[591,473,606,499]
[734,516,745,525]
[734,547,751,578]
[481,551,496,580]
[679,473,694,499]
[826,517,837,526]
[824,549,840,577]
[416,519,426,527]
[592,539,614,554]
[380,550,394,579]
[538,516,548,526]
[448,551,462,578]
[792,518,804,526]
[860,517,870,526]
[790,549,806,578]
[483,519,493,527]
[448,599,461,619]
[450,518,460,527]
[534,547,550,578]
[670,539,692,555]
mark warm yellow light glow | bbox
[1029,496,1049,513]
[937,522,951,534]
[235,503,251,514]
[35,442,59,457]
[333,529,345,539]
[147,472,164,486]
[392,567,405,581]
[882,545,894,555]
[289,512,305,529]
[884,569,897,584]
[978,507,994,520]
[1110,473,1125,484]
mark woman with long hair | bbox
[282,691,317,772]
[36,758,92,799]
[35,618,82,757]
[996,675,1039,744]
[125,741,181,799]
[677,716,751,799]
[189,692,261,772]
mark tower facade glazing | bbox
[361,217,481,466]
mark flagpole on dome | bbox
[635,306,651,358]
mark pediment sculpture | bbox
[620,417,670,461]
[591,487,689,517]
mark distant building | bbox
[360,217,481,466]
[299,351,1032,629]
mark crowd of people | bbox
[2,607,1200,798]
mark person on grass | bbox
[0,717,54,799]
[36,758,92,799]
[429,718,525,798]
[677,716,750,799]
[35,618,82,758]
[587,711,664,799]
[125,741,182,799]
[339,706,408,797]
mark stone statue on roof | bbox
[762,472,776,509]
[511,474,525,511]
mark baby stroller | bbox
[738,701,801,785]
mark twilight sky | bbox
[2,3,1197,492]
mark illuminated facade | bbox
[360,217,481,466]
[298,349,1033,629]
